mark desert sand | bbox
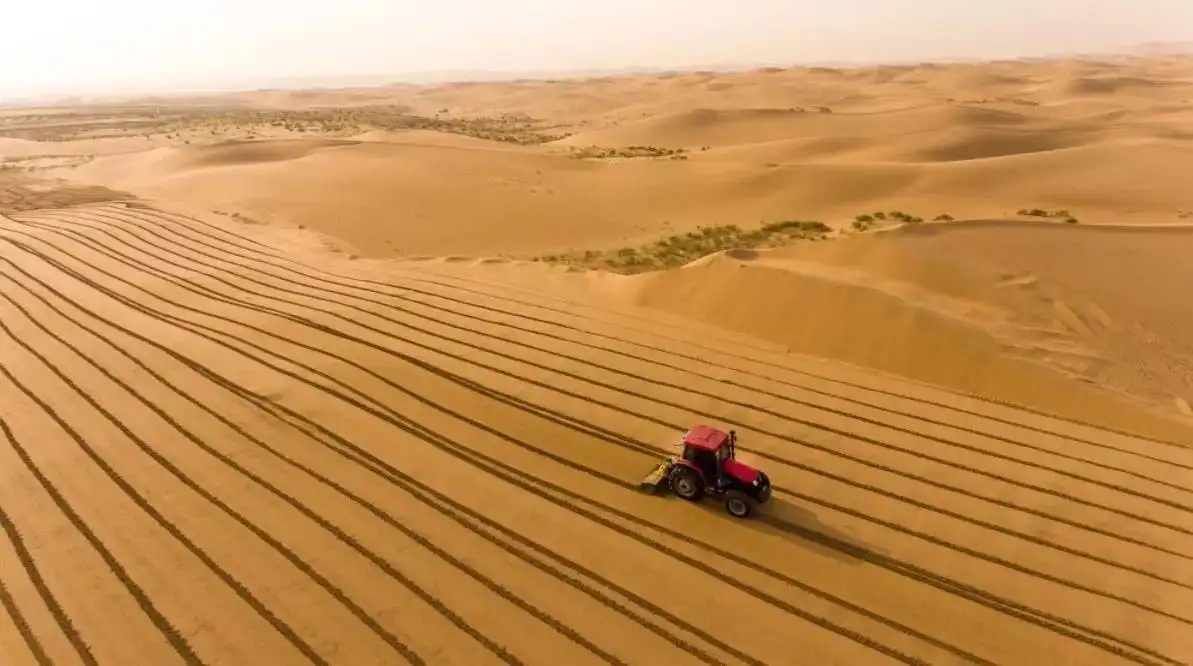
[1,54,1192,666]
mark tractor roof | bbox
[683,425,729,451]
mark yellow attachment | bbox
[639,457,674,493]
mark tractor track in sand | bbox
[0,503,69,666]
[0,203,1189,665]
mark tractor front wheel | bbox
[670,467,705,502]
[725,490,756,518]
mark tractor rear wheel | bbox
[670,467,704,502]
[725,490,755,518]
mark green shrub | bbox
[762,220,829,234]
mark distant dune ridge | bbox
[1,52,1192,666]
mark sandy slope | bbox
[1,202,1191,666]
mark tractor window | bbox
[716,445,728,462]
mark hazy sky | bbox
[2,0,1191,98]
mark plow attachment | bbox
[639,458,674,494]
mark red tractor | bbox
[639,425,772,518]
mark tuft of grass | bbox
[571,145,685,160]
[934,213,954,221]
[1017,207,1078,222]
[885,211,923,223]
[761,219,831,234]
[851,214,878,231]
[535,219,830,274]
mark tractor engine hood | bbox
[722,459,760,485]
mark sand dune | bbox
[2,53,1193,666]
[43,55,1191,260]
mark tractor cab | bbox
[680,426,737,487]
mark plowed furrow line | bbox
[0,226,962,665]
[0,277,535,666]
[0,579,38,666]
[0,236,750,664]
[0,412,202,666]
[0,307,352,666]
[0,497,91,666]
[33,213,1192,528]
[13,219,1193,565]
[50,209,1190,501]
[5,222,1187,644]
[0,278,639,666]
[0,230,1177,665]
[0,582,41,666]
[94,203,1192,452]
